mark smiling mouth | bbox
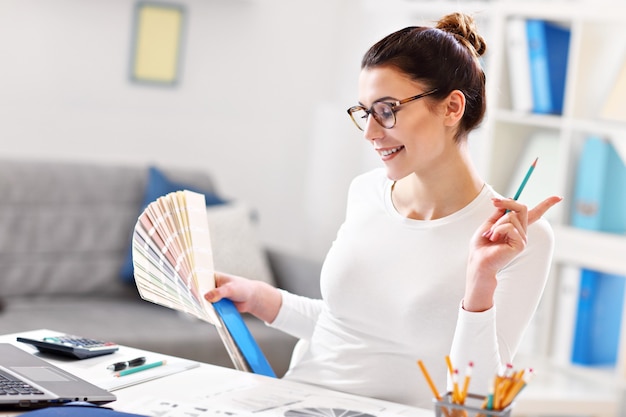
[380,146,405,157]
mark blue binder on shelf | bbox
[572,270,625,365]
[526,19,571,115]
[570,135,626,366]
[571,136,626,233]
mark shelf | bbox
[513,354,621,417]
[476,0,626,397]
[491,109,564,129]
[571,119,626,138]
[552,225,626,276]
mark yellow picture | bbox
[131,2,184,85]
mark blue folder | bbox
[213,298,276,377]
[571,136,626,233]
[526,19,571,115]
[572,270,625,365]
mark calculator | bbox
[16,334,119,359]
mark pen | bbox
[107,356,146,371]
[505,157,538,213]
[114,359,167,377]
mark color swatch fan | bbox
[131,190,275,377]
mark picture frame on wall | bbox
[129,2,185,86]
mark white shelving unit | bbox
[482,2,626,379]
[388,1,626,415]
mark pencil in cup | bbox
[434,392,513,417]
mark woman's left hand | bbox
[463,196,562,312]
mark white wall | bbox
[0,0,356,261]
[0,0,485,262]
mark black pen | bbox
[114,360,167,377]
[107,356,146,371]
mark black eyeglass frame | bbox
[346,88,439,131]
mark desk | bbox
[1,330,431,417]
[3,330,621,417]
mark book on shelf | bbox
[526,19,571,115]
[131,189,276,377]
[600,53,626,123]
[506,17,533,113]
[568,135,626,367]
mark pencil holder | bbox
[433,392,513,417]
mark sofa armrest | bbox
[264,248,322,299]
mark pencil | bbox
[460,361,473,404]
[505,157,538,213]
[114,359,167,377]
[452,368,461,404]
[502,368,534,408]
[480,377,494,409]
[514,157,538,200]
[444,356,460,402]
[445,355,454,376]
[417,360,441,400]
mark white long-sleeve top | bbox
[270,168,554,408]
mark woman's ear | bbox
[443,90,466,126]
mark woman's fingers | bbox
[528,196,563,224]
[482,195,561,244]
[204,272,235,302]
[483,198,527,238]
[487,213,526,244]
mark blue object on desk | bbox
[213,298,276,378]
[19,402,148,416]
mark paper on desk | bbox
[124,380,426,417]
[58,349,200,392]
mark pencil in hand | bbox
[506,157,538,213]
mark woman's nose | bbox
[363,116,384,142]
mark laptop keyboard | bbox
[0,370,44,396]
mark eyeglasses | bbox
[346,89,438,131]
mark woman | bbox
[205,12,561,408]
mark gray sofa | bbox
[0,158,321,377]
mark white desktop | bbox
[0,329,621,417]
[0,329,431,417]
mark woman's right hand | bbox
[204,271,283,324]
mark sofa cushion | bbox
[119,166,227,283]
[205,202,275,286]
[0,160,145,297]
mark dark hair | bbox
[361,12,487,141]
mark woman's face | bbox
[357,66,454,181]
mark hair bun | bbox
[436,12,487,57]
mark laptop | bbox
[0,343,116,409]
